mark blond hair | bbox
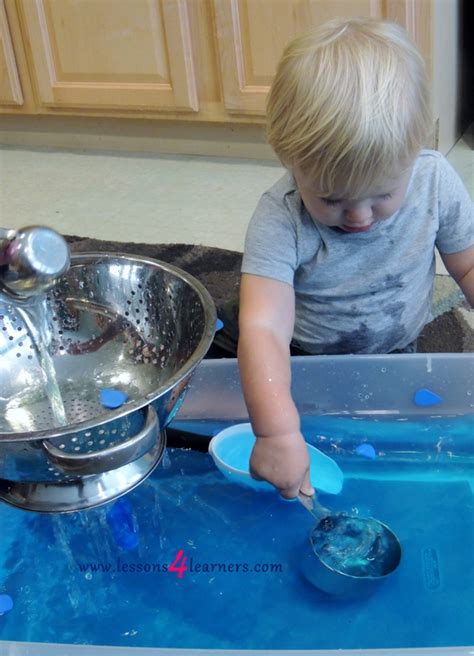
[266,17,432,196]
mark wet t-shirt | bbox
[241,150,474,354]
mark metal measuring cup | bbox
[298,493,402,598]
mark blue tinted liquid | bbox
[0,414,473,650]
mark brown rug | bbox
[67,236,473,353]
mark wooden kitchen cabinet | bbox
[0,0,23,106]
[0,0,460,153]
[1,0,38,113]
[212,0,431,115]
[17,0,199,112]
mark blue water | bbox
[0,415,473,650]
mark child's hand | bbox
[249,431,315,499]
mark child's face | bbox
[293,167,412,233]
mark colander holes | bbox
[131,291,136,296]
[8,336,13,341]
[48,467,55,471]
[138,284,143,289]
[120,431,126,438]
[59,346,65,351]
[59,444,65,449]
[99,439,105,445]
[16,353,21,358]
[54,472,60,477]
[59,330,63,335]
[85,432,92,437]
[2,327,6,331]
[125,312,130,317]
[74,446,81,451]
[127,300,132,305]
[87,440,93,446]
[98,429,105,435]
[136,320,141,325]
[71,437,77,442]
[28,355,33,360]
[111,429,117,434]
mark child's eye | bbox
[321,198,342,206]
[380,193,392,200]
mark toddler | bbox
[234,17,474,498]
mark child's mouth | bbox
[341,224,372,233]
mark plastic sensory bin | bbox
[1,353,473,656]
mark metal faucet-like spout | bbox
[0,226,70,298]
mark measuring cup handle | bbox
[298,492,332,521]
[42,406,161,476]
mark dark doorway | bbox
[460,0,473,145]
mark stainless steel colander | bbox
[0,252,216,512]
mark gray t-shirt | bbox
[242,150,473,354]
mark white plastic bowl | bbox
[209,423,344,495]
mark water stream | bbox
[16,296,68,427]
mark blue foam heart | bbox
[0,594,13,614]
[355,443,377,460]
[100,388,128,409]
[414,388,443,407]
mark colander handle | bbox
[42,406,160,476]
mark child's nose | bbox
[344,204,373,225]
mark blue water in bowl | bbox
[0,414,473,651]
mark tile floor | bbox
[1,136,472,274]
[0,148,282,251]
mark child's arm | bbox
[441,245,474,307]
[238,273,314,499]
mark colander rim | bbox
[0,251,217,442]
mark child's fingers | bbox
[279,469,313,499]
[249,468,264,481]
[278,484,301,500]
[299,469,315,497]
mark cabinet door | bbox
[19,0,198,111]
[0,0,23,106]
[213,0,399,115]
